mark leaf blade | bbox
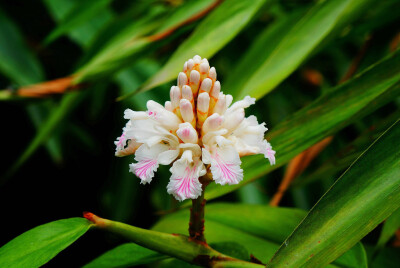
[227,0,374,100]
[268,119,400,267]
[153,203,366,267]
[83,243,166,268]
[0,218,91,268]
[136,0,266,94]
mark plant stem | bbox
[189,185,207,242]
[84,212,263,268]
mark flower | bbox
[115,55,275,201]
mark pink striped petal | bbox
[167,151,205,201]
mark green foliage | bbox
[136,0,266,95]
[268,120,400,267]
[227,0,374,99]
[376,208,400,249]
[0,8,43,85]
[43,0,113,45]
[153,203,367,267]
[199,50,400,203]
[0,218,91,268]
[83,243,166,268]
[0,0,399,267]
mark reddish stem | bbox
[189,181,208,242]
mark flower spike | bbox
[115,55,275,201]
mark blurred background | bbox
[0,0,399,267]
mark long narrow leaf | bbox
[75,0,219,83]
[2,92,82,183]
[0,218,91,268]
[268,119,400,267]
[153,203,367,267]
[227,0,374,100]
[43,0,113,45]
[133,0,266,96]
[0,8,44,85]
[83,243,166,268]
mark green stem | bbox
[84,212,263,268]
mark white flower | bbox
[115,55,275,201]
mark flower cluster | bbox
[115,55,275,201]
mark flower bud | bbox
[200,61,210,81]
[177,72,188,88]
[199,78,212,94]
[165,101,172,112]
[209,80,220,113]
[202,113,224,135]
[189,70,200,97]
[187,59,194,71]
[180,99,195,127]
[182,85,194,104]
[176,122,198,144]
[208,67,217,83]
[193,55,201,64]
[197,92,210,128]
[170,86,181,118]
[213,93,227,115]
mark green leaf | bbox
[42,0,114,48]
[376,208,400,249]
[226,0,374,100]
[267,119,400,267]
[198,50,400,203]
[2,92,82,183]
[0,218,91,268]
[43,0,113,45]
[370,247,400,268]
[0,7,44,85]
[333,242,368,268]
[75,0,219,84]
[83,243,166,268]
[0,7,66,169]
[153,203,366,266]
[134,0,266,95]
[293,109,400,188]
[27,104,63,164]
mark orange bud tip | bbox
[83,211,94,221]
[83,211,105,226]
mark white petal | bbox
[158,149,180,165]
[222,108,245,133]
[167,154,206,201]
[115,139,141,157]
[229,116,273,159]
[202,129,228,146]
[130,143,169,184]
[226,96,255,114]
[124,109,148,120]
[179,143,202,158]
[115,122,142,157]
[202,142,243,185]
[125,118,178,147]
[147,100,182,131]
[260,140,276,165]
